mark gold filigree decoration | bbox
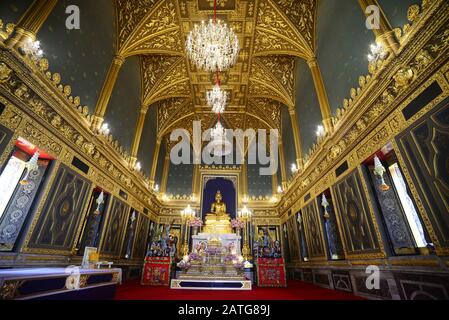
[141,56,191,107]
[250,56,295,105]
[248,98,281,130]
[117,0,183,56]
[157,98,192,133]
[116,0,159,49]
[253,0,312,58]
[272,0,316,50]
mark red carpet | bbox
[114,280,364,300]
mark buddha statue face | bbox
[215,191,222,203]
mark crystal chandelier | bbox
[208,120,232,157]
[211,120,225,140]
[206,83,228,114]
[186,1,239,72]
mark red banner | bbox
[257,258,287,287]
[141,257,171,286]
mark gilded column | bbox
[279,139,287,190]
[358,0,400,54]
[242,160,248,199]
[92,55,126,131]
[307,57,333,134]
[288,108,303,168]
[149,138,162,188]
[130,107,148,168]
[191,164,200,198]
[7,0,58,48]
[272,168,278,196]
[160,151,171,194]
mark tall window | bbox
[0,156,27,219]
[76,188,110,255]
[365,146,432,256]
[388,163,427,248]
[0,138,52,251]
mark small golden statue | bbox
[204,191,232,234]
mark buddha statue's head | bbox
[215,190,222,203]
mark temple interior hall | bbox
[0,0,449,302]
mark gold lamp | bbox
[238,205,252,261]
[181,205,195,255]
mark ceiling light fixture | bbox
[186,0,239,72]
[208,119,232,157]
[206,83,228,114]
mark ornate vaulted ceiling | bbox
[114,0,318,140]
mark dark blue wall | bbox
[0,0,34,24]
[281,107,296,179]
[138,106,158,177]
[248,163,272,198]
[294,59,322,157]
[166,162,193,196]
[39,0,116,114]
[105,56,141,153]
[316,0,375,113]
[378,0,417,29]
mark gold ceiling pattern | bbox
[116,0,184,56]
[249,56,295,108]
[253,0,315,58]
[140,55,191,107]
[114,0,318,138]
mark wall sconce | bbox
[153,184,160,192]
[321,194,330,220]
[94,191,105,215]
[135,161,142,172]
[367,42,387,63]
[373,155,390,191]
[277,185,283,194]
[99,123,110,136]
[291,163,298,174]
[316,125,325,138]
[20,151,39,185]
[20,38,44,61]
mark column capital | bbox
[140,105,149,114]
[288,106,296,116]
[129,156,138,169]
[7,0,58,48]
[91,115,104,132]
[306,56,318,68]
[113,55,126,66]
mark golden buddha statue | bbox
[203,191,232,234]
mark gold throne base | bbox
[203,213,232,234]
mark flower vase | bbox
[193,226,198,236]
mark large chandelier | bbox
[206,84,228,114]
[186,2,239,72]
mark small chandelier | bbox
[186,0,239,72]
[208,120,232,157]
[206,84,228,114]
[211,120,225,140]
